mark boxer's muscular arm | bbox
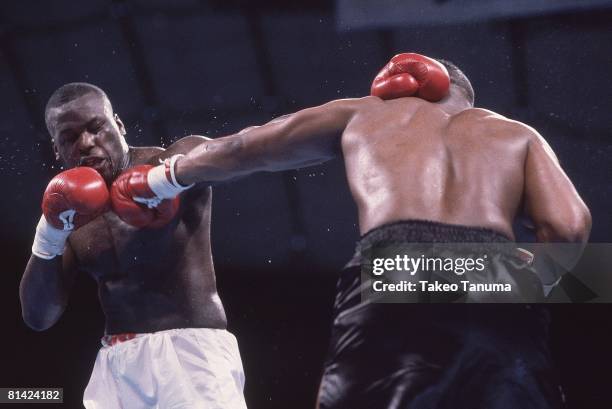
[235,114,293,136]
[157,135,212,161]
[150,116,295,162]
[21,167,108,330]
[523,127,591,275]
[175,97,372,185]
[20,245,78,331]
[524,128,591,243]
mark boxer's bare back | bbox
[344,98,536,237]
[177,94,588,244]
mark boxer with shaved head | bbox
[115,53,591,408]
[20,83,247,409]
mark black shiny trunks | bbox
[318,220,563,409]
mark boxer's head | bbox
[435,59,474,107]
[45,83,129,183]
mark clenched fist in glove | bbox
[371,53,450,102]
[32,167,110,259]
[110,155,193,228]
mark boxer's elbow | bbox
[572,207,592,242]
[20,288,66,331]
[536,206,591,243]
[23,314,52,332]
[21,306,63,331]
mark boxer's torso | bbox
[342,98,529,238]
[68,147,226,334]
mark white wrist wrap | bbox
[147,154,194,200]
[31,215,72,260]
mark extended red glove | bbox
[371,53,450,102]
[42,167,110,230]
[110,165,181,228]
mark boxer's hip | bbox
[84,328,247,409]
[337,219,544,314]
[318,219,559,409]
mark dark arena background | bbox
[1,0,611,408]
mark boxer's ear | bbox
[114,113,126,136]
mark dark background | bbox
[1,0,611,408]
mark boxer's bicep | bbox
[523,131,591,242]
[244,98,367,171]
[177,98,368,182]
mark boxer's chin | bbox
[94,160,114,184]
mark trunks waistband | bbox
[348,220,531,267]
[361,220,512,245]
[101,328,233,348]
[102,333,139,347]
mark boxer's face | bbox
[48,93,128,183]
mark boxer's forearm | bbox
[175,135,256,185]
[20,256,70,331]
[175,118,337,185]
[173,98,367,186]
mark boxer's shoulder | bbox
[128,146,165,166]
[373,95,427,108]
[128,135,210,166]
[314,96,381,119]
[358,95,427,119]
[451,108,535,139]
[452,107,505,121]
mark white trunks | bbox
[83,328,247,409]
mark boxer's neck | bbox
[436,85,472,115]
[121,149,132,172]
[437,97,472,116]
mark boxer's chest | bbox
[68,212,176,280]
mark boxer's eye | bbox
[89,119,105,133]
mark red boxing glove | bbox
[371,53,450,102]
[33,167,109,259]
[42,167,110,230]
[110,165,181,229]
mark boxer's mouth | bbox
[79,156,108,168]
